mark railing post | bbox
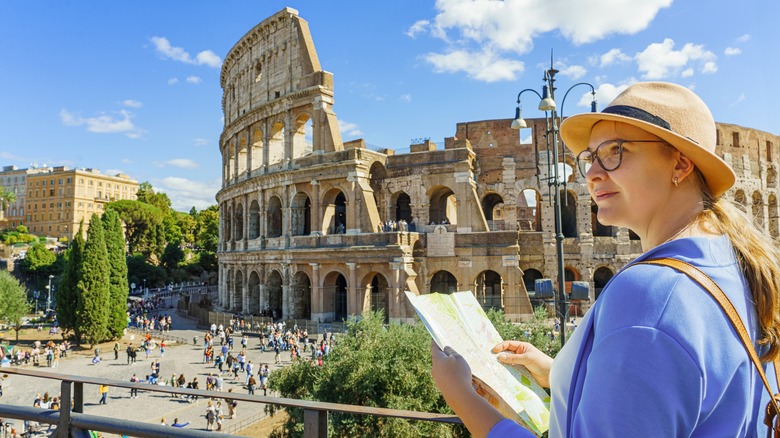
[73,382,84,413]
[303,408,327,438]
[59,380,72,438]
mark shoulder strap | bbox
[637,258,780,435]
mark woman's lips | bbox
[594,190,617,201]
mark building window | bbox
[42,180,46,186]
[59,179,63,185]
[89,180,93,186]
[733,132,740,148]
[67,178,71,183]
[50,189,54,196]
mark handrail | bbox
[0,367,462,437]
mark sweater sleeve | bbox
[486,418,537,437]
[570,326,703,437]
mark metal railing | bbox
[0,367,461,437]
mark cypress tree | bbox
[102,209,129,339]
[58,222,85,342]
[77,214,110,346]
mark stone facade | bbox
[216,8,780,322]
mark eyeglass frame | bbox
[576,139,666,178]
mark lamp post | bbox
[46,274,54,311]
[511,55,597,347]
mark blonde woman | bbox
[432,82,780,437]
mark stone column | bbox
[233,134,239,184]
[346,262,357,316]
[310,263,321,321]
[242,193,249,250]
[311,180,321,235]
[246,126,253,177]
[281,263,290,319]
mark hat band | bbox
[602,105,671,131]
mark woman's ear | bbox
[673,151,695,184]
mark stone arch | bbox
[753,191,765,227]
[412,239,425,259]
[322,188,347,234]
[522,268,544,294]
[267,270,283,319]
[561,190,578,237]
[564,267,579,293]
[291,271,312,319]
[233,270,244,312]
[292,112,313,160]
[248,199,261,239]
[267,195,283,237]
[735,190,747,213]
[323,271,348,322]
[364,272,390,323]
[251,127,263,172]
[482,193,505,230]
[593,266,614,300]
[518,189,541,231]
[247,271,261,314]
[430,270,457,294]
[268,120,285,165]
[428,186,457,225]
[591,199,613,236]
[475,270,502,311]
[392,191,412,224]
[234,203,244,241]
[291,192,311,236]
[769,194,779,238]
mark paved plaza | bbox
[0,304,302,435]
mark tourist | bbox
[215,401,224,431]
[224,388,237,419]
[247,375,256,395]
[129,374,139,398]
[113,341,120,360]
[259,364,269,396]
[98,385,108,405]
[431,82,780,436]
[205,401,216,431]
[170,418,189,428]
[159,418,166,427]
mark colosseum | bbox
[215,7,779,323]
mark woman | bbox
[431,82,780,437]
[205,401,216,431]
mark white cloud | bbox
[122,99,143,108]
[166,158,199,169]
[577,81,635,110]
[399,94,412,102]
[338,120,363,137]
[736,34,751,43]
[635,38,717,79]
[406,20,430,38]
[681,68,694,78]
[186,76,202,84]
[59,109,144,138]
[560,65,587,80]
[157,176,220,211]
[193,138,209,147]
[423,49,524,82]
[167,78,179,85]
[599,48,631,67]
[724,47,741,56]
[149,36,222,68]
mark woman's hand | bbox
[431,341,475,403]
[492,341,553,388]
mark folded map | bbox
[406,291,550,436]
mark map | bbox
[406,291,550,436]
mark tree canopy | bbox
[76,214,110,346]
[0,270,31,341]
[106,199,165,257]
[102,209,129,339]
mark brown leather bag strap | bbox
[636,258,780,433]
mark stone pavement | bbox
[0,304,306,435]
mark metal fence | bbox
[0,367,461,438]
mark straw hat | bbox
[560,81,735,197]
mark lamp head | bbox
[511,106,527,129]
[539,85,556,111]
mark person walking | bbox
[205,401,216,431]
[129,374,139,398]
[113,341,120,360]
[215,401,224,431]
[247,375,256,395]
[98,385,109,405]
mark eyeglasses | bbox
[576,139,665,178]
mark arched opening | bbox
[753,191,765,228]
[322,189,347,234]
[475,270,502,311]
[522,268,543,294]
[322,272,349,322]
[247,271,260,314]
[267,196,283,238]
[591,200,613,236]
[233,270,244,312]
[412,240,425,259]
[291,271,311,319]
[268,121,285,166]
[429,186,457,225]
[769,195,779,239]
[430,270,457,294]
[291,113,313,159]
[518,189,541,231]
[237,138,248,177]
[482,193,504,230]
[735,190,747,213]
[291,193,311,236]
[250,127,263,173]
[394,192,412,224]
[267,270,283,320]
[369,274,390,323]
[248,200,260,239]
[234,203,244,241]
[593,267,614,300]
[224,144,234,182]
[561,190,577,237]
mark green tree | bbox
[268,311,468,438]
[107,200,165,258]
[487,306,562,358]
[0,187,16,212]
[195,205,219,252]
[17,243,57,289]
[126,254,167,289]
[57,222,84,339]
[76,214,110,346]
[15,224,28,234]
[177,212,197,246]
[0,270,32,342]
[160,242,184,272]
[102,209,129,339]
[136,181,173,215]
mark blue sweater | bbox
[489,236,777,437]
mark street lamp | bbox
[511,54,597,346]
[46,274,54,311]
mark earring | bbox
[673,177,679,187]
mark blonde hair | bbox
[693,169,780,361]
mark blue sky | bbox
[1,1,777,212]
